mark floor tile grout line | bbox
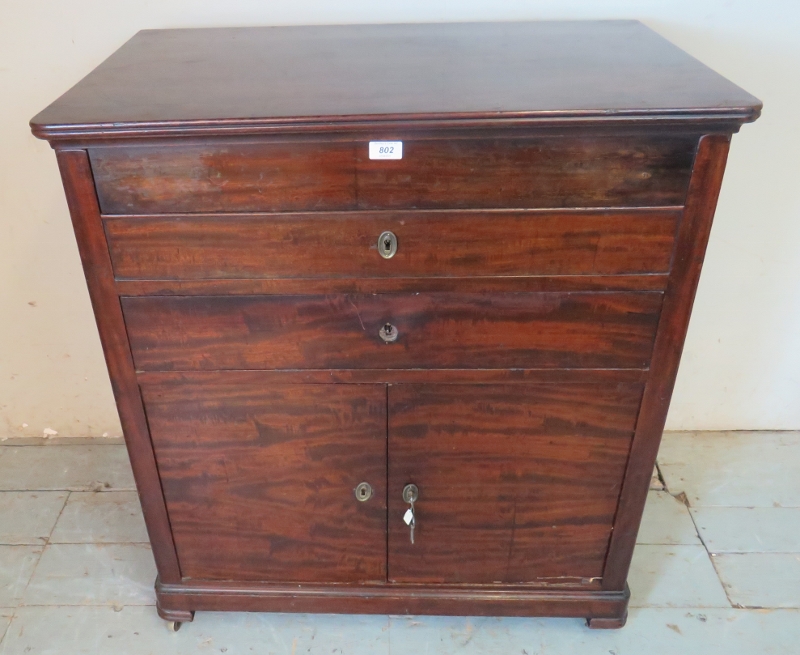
[680,491,741,609]
[45,541,151,546]
[659,449,800,608]
[0,440,125,447]
[17,603,157,607]
[692,550,800,555]
[654,461,668,491]
[0,488,137,493]
[9,548,48,612]
[43,490,73,545]
[0,491,70,548]
[15,491,72,611]
[628,605,736,612]
[688,505,800,508]
[652,462,741,610]
[0,608,12,649]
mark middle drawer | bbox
[104,209,681,280]
[123,292,662,371]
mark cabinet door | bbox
[142,380,387,583]
[387,384,642,584]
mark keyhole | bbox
[355,482,372,501]
[377,231,397,259]
[379,322,398,343]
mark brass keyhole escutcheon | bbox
[402,483,419,504]
[378,231,397,259]
[354,482,373,502]
[379,323,399,343]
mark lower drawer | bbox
[123,292,663,371]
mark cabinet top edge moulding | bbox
[30,20,762,143]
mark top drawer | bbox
[89,136,697,215]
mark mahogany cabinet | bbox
[31,21,760,629]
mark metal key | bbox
[402,484,419,544]
[403,504,415,544]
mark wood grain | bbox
[601,134,732,590]
[155,577,630,618]
[114,274,671,297]
[104,209,681,280]
[90,136,695,214]
[90,142,356,215]
[141,381,387,583]
[30,21,760,142]
[122,292,663,371]
[136,369,649,387]
[354,137,696,211]
[55,149,182,583]
[387,384,642,583]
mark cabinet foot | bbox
[157,604,195,627]
[586,611,628,629]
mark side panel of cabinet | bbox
[387,384,642,584]
[140,379,388,583]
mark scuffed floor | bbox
[0,431,798,654]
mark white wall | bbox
[1,1,798,437]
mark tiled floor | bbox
[0,432,797,654]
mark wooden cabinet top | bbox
[31,20,761,141]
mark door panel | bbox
[387,384,642,584]
[142,379,387,583]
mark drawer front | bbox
[90,141,357,215]
[355,136,696,211]
[142,380,388,583]
[91,136,696,214]
[123,292,663,371]
[105,209,680,280]
[387,383,641,583]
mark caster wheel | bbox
[168,621,182,632]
